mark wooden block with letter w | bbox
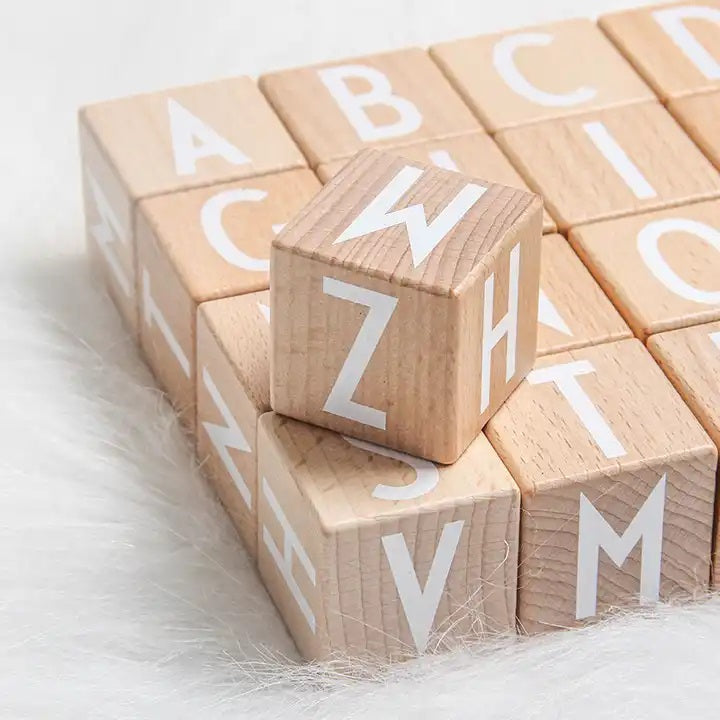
[271,148,543,463]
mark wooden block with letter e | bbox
[196,290,271,559]
[570,199,720,340]
[78,77,306,335]
[485,339,717,633]
[257,412,519,660]
[137,169,320,427]
[669,90,720,171]
[271,148,543,463]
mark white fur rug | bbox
[6,0,720,716]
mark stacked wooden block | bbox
[79,1,720,660]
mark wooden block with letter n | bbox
[271,148,543,463]
[78,77,306,335]
[137,169,320,428]
[196,290,271,559]
[485,339,717,633]
[257,412,519,660]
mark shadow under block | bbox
[485,339,717,634]
[537,234,631,356]
[496,102,720,233]
[569,199,720,341]
[196,291,271,560]
[430,18,654,133]
[137,169,320,428]
[78,76,306,336]
[271,149,543,464]
[669,90,720,171]
[599,1,720,102]
[259,48,481,167]
[316,132,556,234]
[257,412,519,660]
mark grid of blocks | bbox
[79,1,720,661]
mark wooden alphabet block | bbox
[485,339,717,633]
[537,234,632,356]
[570,199,720,340]
[669,89,720,171]
[271,149,543,463]
[316,131,556,234]
[430,19,654,132]
[259,49,480,167]
[257,412,519,660]
[137,169,320,427]
[78,77,306,334]
[496,102,720,232]
[196,291,271,559]
[600,1,720,102]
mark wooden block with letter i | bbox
[257,412,519,660]
[485,339,717,633]
[271,148,543,463]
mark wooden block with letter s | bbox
[271,148,543,463]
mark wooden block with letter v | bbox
[485,339,716,634]
[271,148,543,463]
[78,76,306,336]
[257,412,519,660]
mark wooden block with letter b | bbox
[485,339,716,633]
[257,412,519,660]
[271,148,543,463]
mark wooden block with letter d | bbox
[271,148,543,463]
[257,412,519,660]
[485,339,716,633]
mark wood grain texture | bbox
[257,412,519,660]
[537,234,631,356]
[430,18,654,132]
[259,48,481,167]
[669,90,720,172]
[600,1,720,102]
[271,149,543,463]
[485,339,716,633]
[196,291,271,559]
[496,102,720,232]
[570,199,720,340]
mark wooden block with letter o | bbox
[257,412,519,660]
[78,77,306,335]
[196,290,271,559]
[485,339,716,633]
[271,148,543,463]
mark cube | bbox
[485,339,717,633]
[258,412,519,660]
[271,148,543,463]
[669,89,720,171]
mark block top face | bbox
[430,18,654,132]
[669,90,720,171]
[138,169,320,302]
[259,48,481,167]
[485,339,714,493]
[273,149,542,296]
[599,1,720,101]
[80,77,307,200]
[260,412,518,531]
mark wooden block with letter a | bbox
[271,148,543,463]
[78,77,306,335]
[196,290,271,559]
[485,339,716,633]
[257,412,519,660]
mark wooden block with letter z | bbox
[257,412,519,660]
[485,339,716,633]
[271,148,543,463]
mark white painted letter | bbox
[428,149,459,172]
[538,288,572,336]
[711,331,720,350]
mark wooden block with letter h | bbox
[271,148,543,463]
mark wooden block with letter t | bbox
[196,290,271,559]
[485,339,716,633]
[271,148,543,463]
[257,412,519,660]
[78,77,306,335]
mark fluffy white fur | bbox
[5,0,720,716]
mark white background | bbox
[4,1,720,718]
